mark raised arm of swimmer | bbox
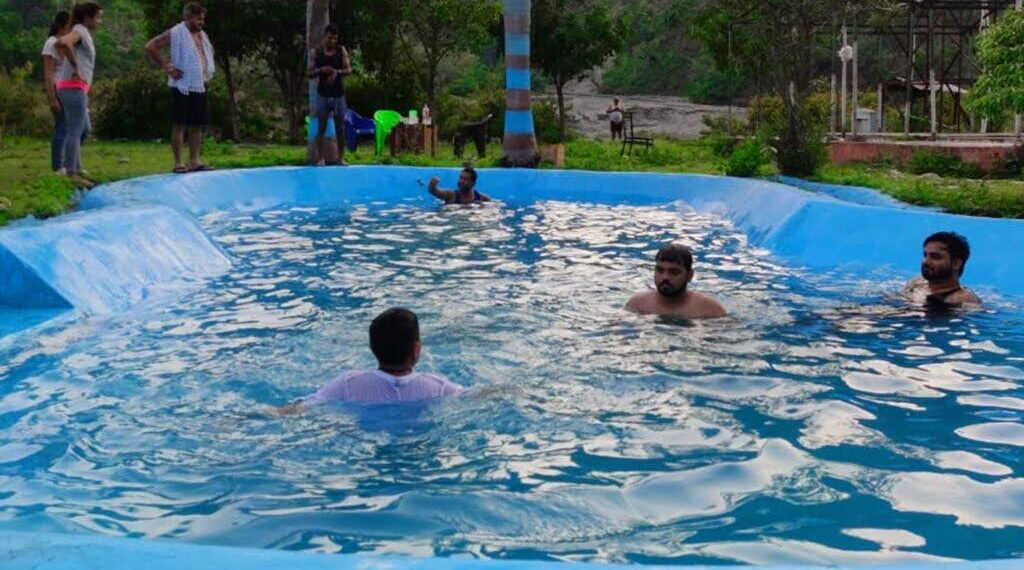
[426,167,491,205]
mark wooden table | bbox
[389,122,439,157]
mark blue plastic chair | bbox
[344,109,376,152]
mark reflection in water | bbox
[1,200,1023,563]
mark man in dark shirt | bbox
[307,24,352,166]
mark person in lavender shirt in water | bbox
[275,308,462,414]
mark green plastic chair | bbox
[373,110,403,155]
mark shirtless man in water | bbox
[427,166,492,205]
[902,231,981,308]
[626,244,727,319]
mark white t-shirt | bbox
[304,369,464,404]
[42,36,62,61]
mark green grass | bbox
[4,135,1024,225]
[815,163,1024,219]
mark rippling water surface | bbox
[2,199,1024,564]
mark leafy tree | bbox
[690,0,844,175]
[965,9,1024,121]
[531,0,621,140]
[397,0,501,112]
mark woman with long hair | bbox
[55,2,103,186]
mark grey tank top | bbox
[55,25,96,85]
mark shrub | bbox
[533,98,575,144]
[907,151,983,178]
[701,113,747,158]
[724,138,768,177]
[686,53,749,105]
[0,63,52,139]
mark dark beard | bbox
[657,281,687,298]
[921,263,953,282]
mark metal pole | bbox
[904,7,913,136]
[928,7,936,137]
[841,23,848,135]
[852,39,859,137]
[980,7,989,134]
[931,69,938,137]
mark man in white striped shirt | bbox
[145,2,216,174]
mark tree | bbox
[397,0,501,113]
[501,0,538,167]
[965,9,1024,123]
[690,0,845,175]
[531,0,621,141]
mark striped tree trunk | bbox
[306,0,338,164]
[501,0,539,167]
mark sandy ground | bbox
[541,73,747,140]
[545,91,745,140]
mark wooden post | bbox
[930,69,938,137]
[877,82,884,132]
[852,40,859,137]
[830,74,837,137]
[980,7,989,134]
[904,8,913,136]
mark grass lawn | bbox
[814,163,1024,219]
[3,135,1024,226]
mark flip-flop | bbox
[189,164,215,172]
[172,165,189,174]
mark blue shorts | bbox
[316,95,346,121]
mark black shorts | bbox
[171,89,210,128]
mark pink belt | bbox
[56,80,90,93]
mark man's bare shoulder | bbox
[688,291,728,318]
[950,288,982,306]
[625,290,657,313]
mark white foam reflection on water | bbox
[1,200,1023,563]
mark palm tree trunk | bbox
[501,0,539,167]
[307,0,338,163]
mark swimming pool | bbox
[1,167,1023,567]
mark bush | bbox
[0,64,52,139]
[725,138,768,177]
[92,67,173,140]
[701,113,747,158]
[908,151,984,178]
[686,53,749,105]
[533,97,575,145]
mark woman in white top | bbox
[55,2,103,185]
[42,10,85,174]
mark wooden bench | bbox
[621,111,654,156]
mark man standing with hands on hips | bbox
[145,2,216,174]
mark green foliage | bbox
[686,51,747,105]
[965,10,1024,119]
[907,151,983,179]
[531,0,621,137]
[533,98,570,144]
[0,63,51,138]
[700,112,746,157]
[398,0,501,105]
[724,138,768,177]
[817,163,1024,219]
[92,67,172,140]
[601,0,697,95]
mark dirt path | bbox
[547,91,746,140]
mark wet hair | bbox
[183,2,205,18]
[656,244,693,271]
[324,23,339,36]
[924,231,970,276]
[462,166,478,184]
[72,2,102,25]
[369,308,420,367]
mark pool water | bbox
[1,199,1023,565]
